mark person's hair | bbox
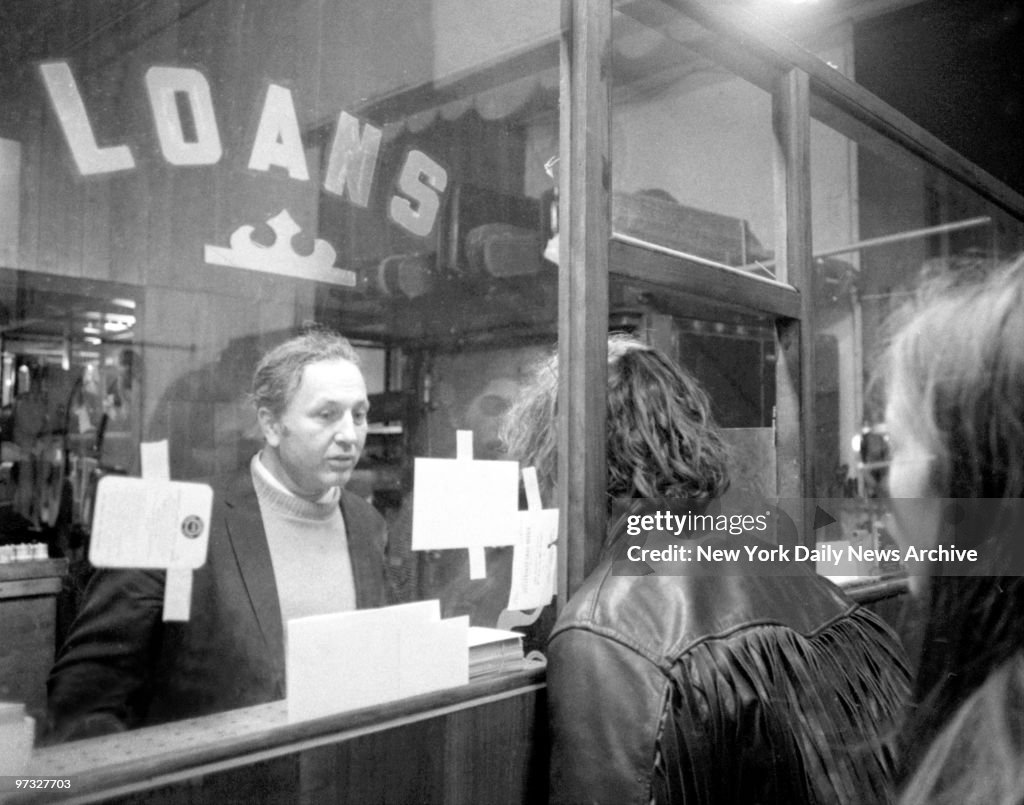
[251,327,360,417]
[881,256,1024,500]
[881,255,1024,803]
[502,333,729,507]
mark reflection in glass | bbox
[611,7,777,279]
[0,270,140,558]
[0,0,563,739]
[609,275,777,499]
[809,97,1024,577]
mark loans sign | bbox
[38,61,449,285]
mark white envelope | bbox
[286,600,469,722]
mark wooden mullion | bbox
[772,68,815,547]
[558,0,611,602]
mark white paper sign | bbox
[468,547,488,580]
[162,568,194,621]
[411,457,519,550]
[286,600,469,721]
[139,439,170,480]
[507,508,558,611]
[89,476,212,570]
[454,429,488,579]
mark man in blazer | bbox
[47,330,391,741]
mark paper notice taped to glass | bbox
[89,475,213,569]
[411,456,519,550]
[507,508,558,611]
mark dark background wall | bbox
[855,0,1024,197]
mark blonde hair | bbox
[881,255,1024,499]
[882,255,1024,803]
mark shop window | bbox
[0,0,561,742]
[610,7,779,280]
[809,97,1024,580]
[0,270,140,556]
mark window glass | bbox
[607,4,782,555]
[609,276,776,429]
[0,0,561,738]
[607,274,778,532]
[809,97,1024,578]
[610,6,780,281]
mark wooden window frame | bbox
[558,0,1024,600]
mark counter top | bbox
[0,560,67,581]
[8,663,546,804]
[834,572,910,605]
[0,560,67,598]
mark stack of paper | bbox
[286,600,469,722]
[469,626,525,678]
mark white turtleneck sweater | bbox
[251,454,356,622]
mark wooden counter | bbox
[6,664,547,805]
[0,558,67,730]
[840,573,911,607]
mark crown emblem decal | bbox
[204,209,356,287]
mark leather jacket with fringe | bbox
[547,532,911,805]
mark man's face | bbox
[258,358,369,499]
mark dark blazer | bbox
[47,469,390,742]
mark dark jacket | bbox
[547,534,911,805]
[47,469,390,741]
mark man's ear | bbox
[257,407,281,447]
